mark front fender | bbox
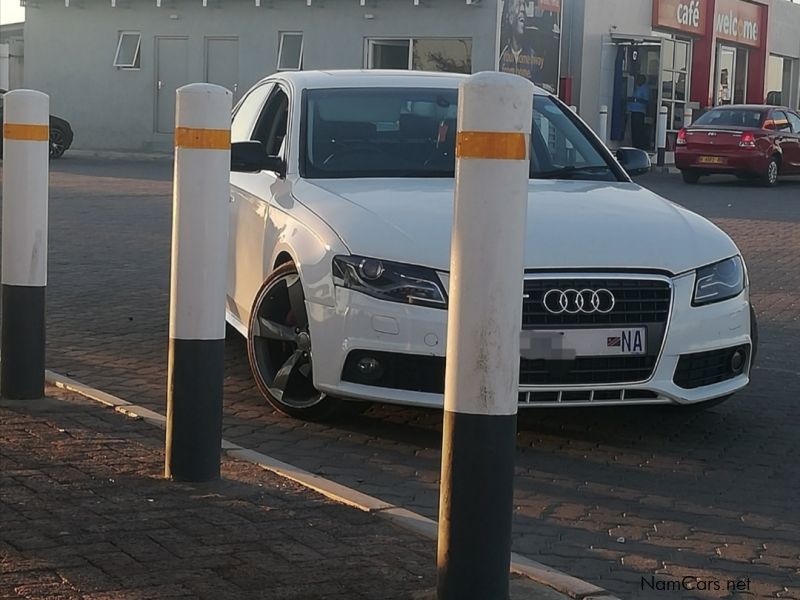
[266,193,348,308]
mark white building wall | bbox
[25,0,498,152]
[768,0,800,108]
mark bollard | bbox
[1,90,49,400]
[598,104,609,145]
[657,105,668,167]
[437,72,533,600]
[165,83,232,482]
[683,106,693,128]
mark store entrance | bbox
[610,41,661,152]
[715,45,748,106]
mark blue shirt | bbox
[628,84,649,114]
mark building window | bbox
[113,31,141,69]
[367,38,472,74]
[278,32,304,71]
[659,38,691,132]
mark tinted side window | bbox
[231,83,273,142]
[253,88,290,157]
[772,111,792,133]
[787,112,800,134]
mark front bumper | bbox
[307,272,753,408]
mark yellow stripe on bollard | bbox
[456,131,528,160]
[3,124,49,141]
[174,127,231,150]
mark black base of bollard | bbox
[437,410,517,600]
[165,337,225,482]
[1,285,46,400]
[657,148,666,168]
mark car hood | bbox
[293,178,739,274]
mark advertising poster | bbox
[497,0,562,93]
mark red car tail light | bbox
[677,128,687,146]
[739,132,756,148]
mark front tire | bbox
[681,170,701,184]
[247,262,351,421]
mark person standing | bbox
[628,74,650,150]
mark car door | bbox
[785,111,800,173]
[228,84,292,328]
[770,110,798,173]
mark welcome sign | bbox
[714,0,763,47]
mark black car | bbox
[0,89,74,159]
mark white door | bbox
[155,37,188,133]
[205,37,240,102]
[228,85,290,326]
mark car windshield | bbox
[302,88,618,181]
[693,109,764,128]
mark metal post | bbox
[1,90,49,400]
[165,83,232,482]
[437,72,533,600]
[683,106,693,128]
[657,105,669,167]
[598,104,609,145]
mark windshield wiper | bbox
[534,165,611,180]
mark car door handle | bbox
[229,195,236,203]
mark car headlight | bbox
[332,255,447,309]
[693,256,745,306]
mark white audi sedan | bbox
[226,70,756,421]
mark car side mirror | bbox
[231,141,286,177]
[616,147,651,178]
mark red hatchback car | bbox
[675,105,800,187]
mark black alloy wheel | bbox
[247,262,361,421]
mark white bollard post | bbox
[165,83,232,482]
[683,106,693,128]
[437,72,534,600]
[657,105,669,167]
[1,90,49,400]
[598,104,609,145]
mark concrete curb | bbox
[64,149,172,162]
[45,370,620,600]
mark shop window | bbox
[277,32,303,71]
[113,31,141,69]
[660,38,691,132]
[367,38,472,74]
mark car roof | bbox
[261,69,550,95]
[710,104,793,112]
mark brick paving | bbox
[1,389,437,599]
[2,160,800,598]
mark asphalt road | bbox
[2,159,799,599]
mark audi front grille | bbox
[520,277,672,386]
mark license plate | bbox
[520,328,647,360]
[698,156,726,165]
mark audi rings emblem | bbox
[542,289,616,315]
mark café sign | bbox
[653,0,706,35]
